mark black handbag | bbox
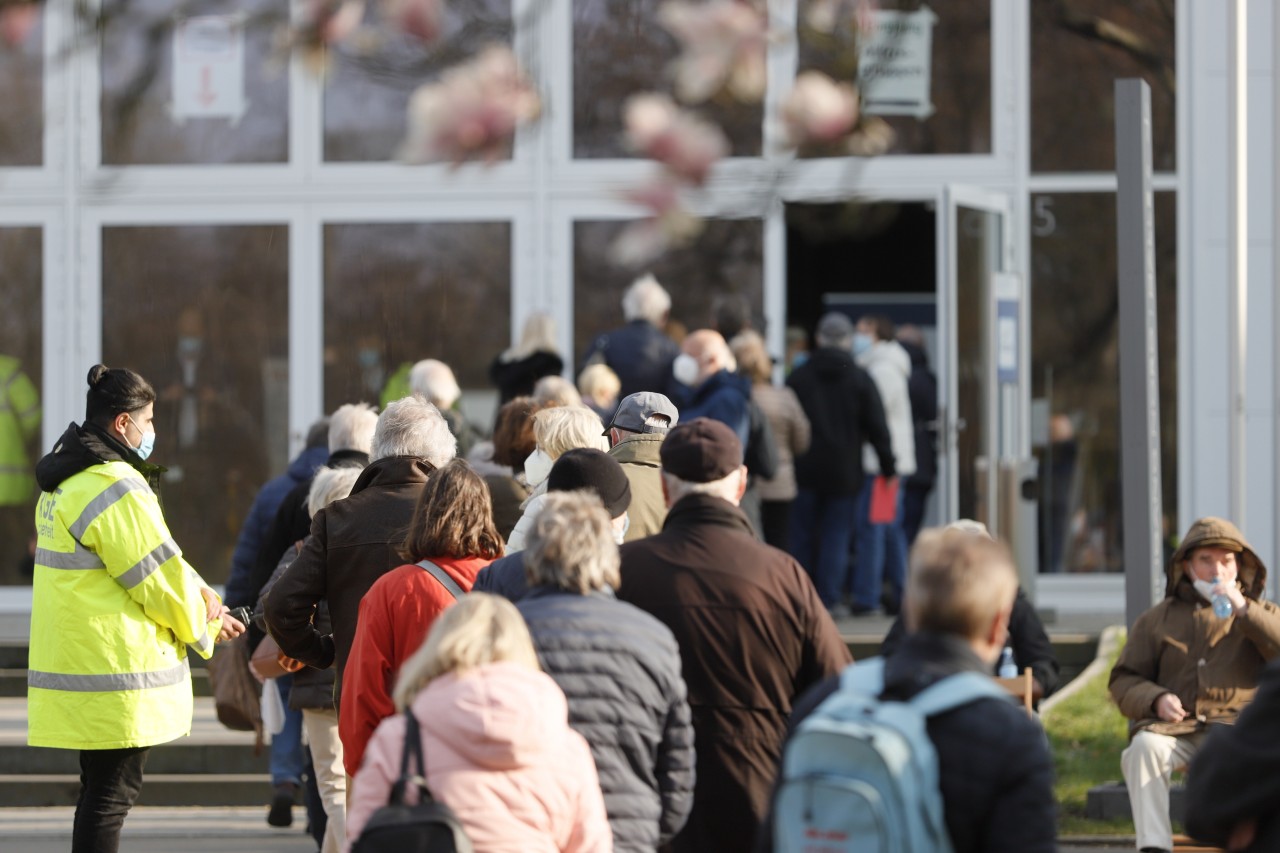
[351,709,474,853]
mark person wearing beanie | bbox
[516,490,694,852]
[616,418,850,853]
[473,447,632,601]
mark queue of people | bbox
[27,274,1280,853]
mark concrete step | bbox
[3,743,268,775]
[0,774,277,808]
[1087,780,1186,823]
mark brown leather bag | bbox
[206,633,263,736]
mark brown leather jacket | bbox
[1110,517,1280,736]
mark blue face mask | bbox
[852,332,874,356]
[127,415,157,461]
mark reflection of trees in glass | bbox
[0,228,42,379]
[324,0,512,161]
[1030,193,1177,573]
[573,219,762,363]
[573,0,761,158]
[322,222,511,405]
[797,0,991,156]
[102,225,288,583]
[1032,0,1175,172]
[99,0,289,165]
[0,12,42,165]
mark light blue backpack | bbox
[773,657,1014,853]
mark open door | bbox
[936,185,1032,565]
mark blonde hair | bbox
[501,312,559,363]
[524,491,621,594]
[391,593,540,710]
[532,405,609,459]
[306,466,362,517]
[729,330,771,384]
[577,363,621,407]
[533,375,583,408]
[905,527,1018,641]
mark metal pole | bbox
[1228,0,1248,525]
[1273,0,1280,597]
[1115,79,1164,629]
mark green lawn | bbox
[1044,629,1137,836]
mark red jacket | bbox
[339,555,492,775]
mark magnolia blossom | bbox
[381,0,441,42]
[625,93,729,187]
[0,1,39,48]
[846,116,895,157]
[398,45,541,166]
[780,71,858,147]
[281,0,365,71]
[609,180,705,267]
[658,0,768,103]
[805,0,877,35]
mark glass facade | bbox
[0,228,41,585]
[0,9,42,166]
[101,225,289,586]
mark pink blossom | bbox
[398,45,541,166]
[381,0,441,42]
[805,0,877,35]
[625,93,728,187]
[780,71,858,147]
[281,0,365,71]
[0,2,39,48]
[846,116,895,157]
[658,0,768,103]
[610,180,705,267]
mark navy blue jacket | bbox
[582,320,681,400]
[518,586,695,852]
[225,444,327,608]
[470,550,530,602]
[680,370,752,447]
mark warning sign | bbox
[171,15,247,123]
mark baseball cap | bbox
[603,391,679,436]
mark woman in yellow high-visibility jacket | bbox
[28,364,246,853]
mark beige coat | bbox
[1109,517,1280,737]
[610,432,668,542]
[750,383,810,502]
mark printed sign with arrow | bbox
[170,15,247,124]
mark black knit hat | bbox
[547,448,632,517]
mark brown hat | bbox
[659,417,743,483]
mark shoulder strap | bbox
[390,709,434,805]
[909,671,1015,718]
[417,559,465,601]
[839,656,886,696]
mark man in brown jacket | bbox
[617,417,851,853]
[1109,517,1280,853]
[605,391,678,542]
[263,396,456,699]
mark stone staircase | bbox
[0,645,273,808]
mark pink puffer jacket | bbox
[346,661,612,852]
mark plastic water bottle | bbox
[997,646,1018,678]
[1211,588,1235,619]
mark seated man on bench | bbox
[1109,518,1280,853]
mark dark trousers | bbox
[760,499,793,551]
[74,746,150,853]
[902,481,933,546]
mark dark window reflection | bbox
[0,228,42,585]
[1031,0,1175,172]
[0,10,42,165]
[102,225,289,586]
[323,222,512,408]
[797,0,991,156]
[573,0,762,158]
[1030,192,1177,573]
[100,0,289,165]
[324,0,512,162]
[573,219,763,364]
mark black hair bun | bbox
[87,364,110,387]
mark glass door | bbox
[936,185,1024,539]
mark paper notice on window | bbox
[857,5,937,119]
[170,15,247,123]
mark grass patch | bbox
[1044,629,1136,836]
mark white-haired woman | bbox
[490,312,565,405]
[409,359,482,457]
[346,593,612,852]
[504,405,610,554]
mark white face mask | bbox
[673,353,701,386]
[1192,578,1223,602]
[523,448,554,487]
[612,513,630,545]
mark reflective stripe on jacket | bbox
[0,355,39,505]
[28,460,217,750]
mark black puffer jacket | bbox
[517,586,695,852]
[759,632,1057,853]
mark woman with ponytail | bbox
[27,364,246,853]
